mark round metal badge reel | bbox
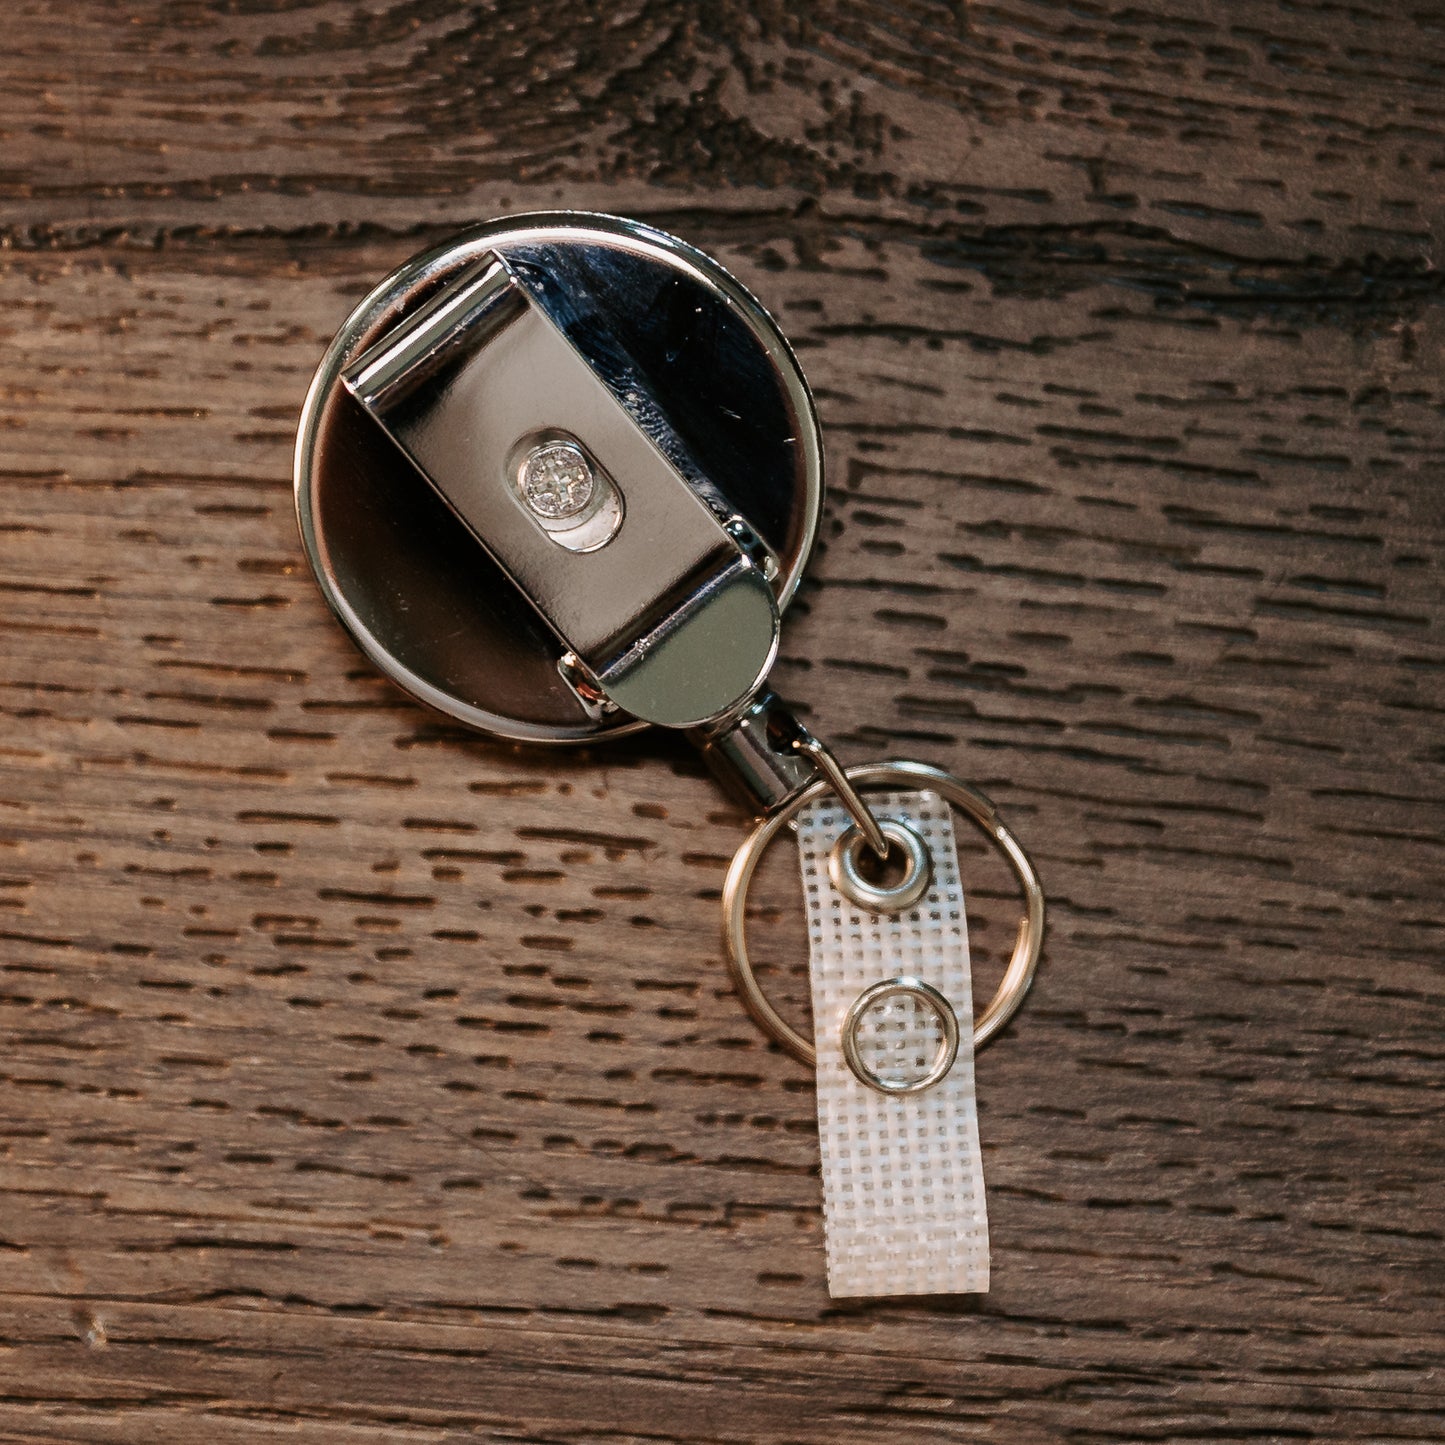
[295,211,823,743]
[722,761,1046,1067]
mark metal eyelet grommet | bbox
[721,761,1045,1067]
[828,817,932,914]
[840,976,960,1095]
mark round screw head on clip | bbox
[519,439,596,520]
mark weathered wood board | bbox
[0,3,1441,1440]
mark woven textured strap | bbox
[796,789,989,1297]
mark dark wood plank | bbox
[0,3,1442,1441]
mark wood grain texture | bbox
[0,2,1442,1440]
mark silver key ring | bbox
[721,760,1045,1066]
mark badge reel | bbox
[296,213,1045,1294]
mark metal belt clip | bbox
[341,248,779,730]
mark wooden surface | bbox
[1,2,1442,1440]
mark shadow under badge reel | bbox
[294,210,1043,1097]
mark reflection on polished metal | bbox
[841,977,960,1096]
[829,817,932,914]
[295,212,822,743]
[340,250,778,731]
[722,761,1046,1067]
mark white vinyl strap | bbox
[796,789,989,1298]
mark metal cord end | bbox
[692,694,894,862]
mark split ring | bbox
[841,976,960,1095]
[721,761,1045,1066]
